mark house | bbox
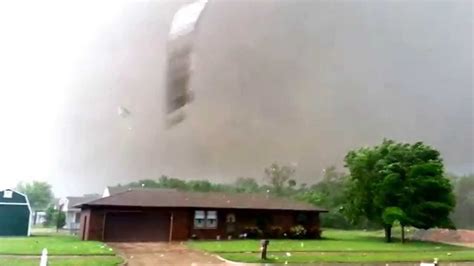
[0,189,31,236]
[77,188,326,242]
[59,194,100,231]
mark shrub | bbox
[305,226,322,239]
[242,226,263,239]
[320,211,352,229]
[289,225,307,239]
[266,226,284,238]
[43,206,65,228]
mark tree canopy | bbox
[297,166,355,228]
[44,205,65,228]
[16,181,54,211]
[264,163,296,195]
[344,139,455,242]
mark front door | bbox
[225,213,236,235]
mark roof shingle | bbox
[66,194,100,210]
[79,189,326,212]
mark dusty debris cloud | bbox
[6,0,473,195]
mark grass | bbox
[187,229,474,263]
[0,232,121,266]
[0,235,115,255]
[222,251,474,263]
[0,257,122,266]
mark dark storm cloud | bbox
[52,0,473,195]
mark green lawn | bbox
[0,257,122,266]
[0,235,114,255]
[188,229,474,263]
[222,251,474,263]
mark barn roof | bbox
[0,189,29,205]
[78,188,326,212]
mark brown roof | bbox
[79,189,326,212]
[106,186,176,196]
[106,186,130,196]
[66,194,101,210]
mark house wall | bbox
[188,209,310,240]
[63,210,82,230]
[65,211,74,229]
[0,205,31,236]
[170,209,191,240]
[80,209,90,240]
[81,208,106,241]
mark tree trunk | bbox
[384,225,392,243]
[401,225,405,243]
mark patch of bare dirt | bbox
[412,229,474,247]
[109,242,226,266]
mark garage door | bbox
[104,211,170,242]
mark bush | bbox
[266,226,284,238]
[320,211,352,229]
[43,206,65,228]
[306,226,322,239]
[56,211,66,228]
[289,225,307,239]
[242,226,263,239]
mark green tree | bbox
[344,139,455,242]
[264,163,296,195]
[44,206,65,229]
[127,179,160,188]
[16,181,54,210]
[288,179,297,188]
[382,207,408,242]
[158,176,188,190]
[187,180,213,192]
[298,166,352,229]
[234,177,260,193]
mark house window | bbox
[194,210,218,229]
[296,212,309,226]
[3,190,12,198]
[206,211,217,229]
[194,210,205,228]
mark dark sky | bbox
[36,0,473,196]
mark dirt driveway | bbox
[109,242,227,266]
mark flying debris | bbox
[165,0,208,127]
[117,106,131,118]
[169,0,208,39]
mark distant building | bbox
[59,194,100,231]
[33,211,47,225]
[0,189,31,236]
